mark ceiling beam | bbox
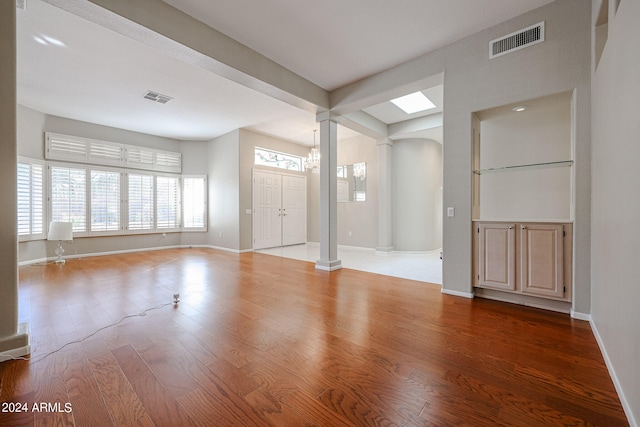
[43,0,330,113]
[388,113,443,139]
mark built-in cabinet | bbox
[472,92,575,308]
[474,221,572,301]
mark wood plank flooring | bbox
[0,248,628,426]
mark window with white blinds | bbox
[156,176,180,230]
[17,159,45,240]
[50,165,87,234]
[127,173,154,231]
[182,176,207,231]
[91,170,121,232]
[46,132,181,173]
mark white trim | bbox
[590,318,638,427]
[570,309,591,321]
[315,259,343,271]
[0,344,31,362]
[0,323,30,362]
[441,288,475,298]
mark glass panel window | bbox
[91,170,121,232]
[128,173,154,231]
[156,176,180,229]
[50,165,87,233]
[183,176,207,230]
[254,147,302,171]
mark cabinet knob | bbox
[521,225,527,230]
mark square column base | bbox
[0,322,30,363]
[315,259,342,271]
[375,246,394,254]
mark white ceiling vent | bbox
[490,22,544,59]
[142,91,173,104]
[16,0,26,10]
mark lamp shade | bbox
[48,222,73,241]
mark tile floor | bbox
[256,243,443,285]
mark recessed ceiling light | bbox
[390,92,436,114]
[512,105,527,112]
[42,35,66,47]
[33,34,66,47]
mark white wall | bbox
[393,138,442,251]
[476,92,572,220]
[591,0,640,422]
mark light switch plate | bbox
[245,209,252,215]
[447,207,455,217]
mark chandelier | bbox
[304,129,320,171]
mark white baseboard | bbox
[441,287,475,298]
[570,309,591,321]
[590,318,638,427]
[18,245,249,266]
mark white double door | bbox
[253,170,307,250]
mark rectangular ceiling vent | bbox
[142,91,173,104]
[490,22,544,59]
[16,0,26,10]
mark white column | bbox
[376,138,394,253]
[315,114,342,271]
[0,1,30,362]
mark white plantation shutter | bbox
[88,141,123,166]
[17,159,45,240]
[50,165,87,233]
[155,151,182,173]
[182,176,207,230]
[46,132,180,172]
[90,170,121,232]
[125,146,155,170]
[46,133,89,162]
[156,176,180,229]
[127,173,154,231]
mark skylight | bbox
[390,91,436,114]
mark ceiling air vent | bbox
[142,91,173,104]
[16,0,26,10]
[490,22,544,59]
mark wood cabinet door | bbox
[519,223,564,298]
[478,223,516,291]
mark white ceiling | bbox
[16,0,556,145]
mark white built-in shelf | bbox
[473,160,573,175]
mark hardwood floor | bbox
[1,248,628,426]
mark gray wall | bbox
[207,130,240,250]
[393,138,442,251]
[336,134,378,249]
[441,0,591,310]
[591,0,640,421]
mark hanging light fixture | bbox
[304,129,320,171]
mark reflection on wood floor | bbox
[1,248,628,426]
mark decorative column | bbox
[0,1,30,362]
[315,113,342,271]
[376,138,393,253]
